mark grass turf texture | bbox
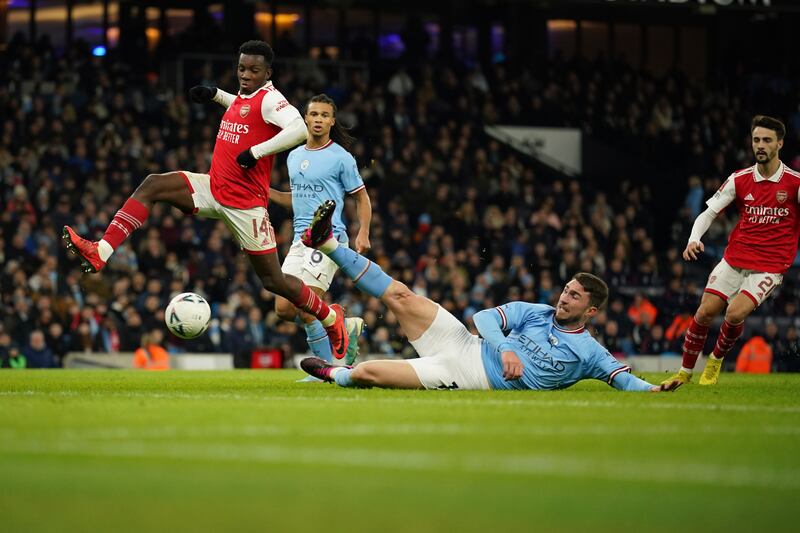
[1,370,798,533]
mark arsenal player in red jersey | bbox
[665,115,800,385]
[62,40,350,358]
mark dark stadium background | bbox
[2,0,800,371]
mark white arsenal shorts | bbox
[181,171,276,255]
[704,258,782,307]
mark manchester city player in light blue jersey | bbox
[270,95,372,366]
[298,201,683,392]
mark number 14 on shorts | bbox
[251,216,275,248]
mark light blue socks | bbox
[304,319,332,362]
[328,245,392,298]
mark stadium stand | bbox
[1,9,800,371]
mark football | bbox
[165,292,211,339]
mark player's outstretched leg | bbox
[301,200,438,341]
[63,172,192,273]
[300,356,423,389]
[299,201,440,390]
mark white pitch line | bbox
[1,439,798,491]
[2,389,800,415]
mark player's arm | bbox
[350,187,371,253]
[237,94,308,169]
[473,303,542,380]
[269,187,292,210]
[594,350,681,392]
[341,153,371,253]
[685,176,736,260]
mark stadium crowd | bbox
[2,32,800,371]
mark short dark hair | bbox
[239,40,274,66]
[751,115,786,141]
[572,272,609,311]
[305,93,357,150]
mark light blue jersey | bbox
[285,140,364,242]
[474,302,640,391]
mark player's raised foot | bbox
[299,356,339,383]
[661,369,692,386]
[344,316,365,366]
[324,303,349,359]
[301,200,336,249]
[699,357,723,386]
[62,226,105,273]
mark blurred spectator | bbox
[638,324,672,355]
[22,330,57,368]
[45,323,71,366]
[627,293,658,328]
[735,334,773,374]
[133,329,170,370]
[228,316,255,369]
[0,332,26,368]
[684,175,704,219]
[774,326,800,372]
[595,320,632,358]
[96,316,122,353]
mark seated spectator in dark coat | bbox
[22,330,58,368]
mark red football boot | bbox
[324,303,349,360]
[62,226,105,273]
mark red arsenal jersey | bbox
[209,82,293,209]
[706,162,800,273]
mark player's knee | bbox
[384,281,414,310]
[724,309,748,325]
[258,272,284,292]
[695,306,718,325]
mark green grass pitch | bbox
[1,370,798,532]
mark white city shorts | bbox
[705,258,783,307]
[181,171,276,255]
[407,306,491,390]
[281,239,341,291]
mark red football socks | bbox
[292,284,333,324]
[711,320,745,360]
[681,317,710,370]
[102,198,150,249]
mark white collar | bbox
[754,161,784,183]
[238,81,273,99]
